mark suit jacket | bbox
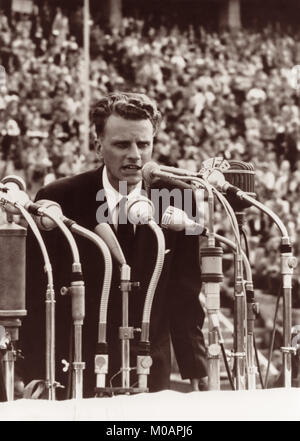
[21,166,207,397]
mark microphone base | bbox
[95,386,149,397]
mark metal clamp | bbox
[72,361,86,370]
[45,381,64,390]
[119,281,140,292]
[280,346,297,355]
[231,351,246,358]
[119,327,134,340]
[248,366,258,375]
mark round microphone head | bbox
[141,161,160,184]
[206,169,226,189]
[223,161,256,211]
[2,175,26,192]
[35,199,63,230]
[161,206,185,231]
[127,196,155,225]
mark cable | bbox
[109,369,122,394]
[241,228,250,261]
[264,284,282,389]
[254,335,265,389]
[241,226,265,389]
[108,367,137,390]
[220,342,235,390]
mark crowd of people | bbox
[0,6,300,305]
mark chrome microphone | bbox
[1,175,26,192]
[223,160,256,211]
[127,195,155,225]
[161,206,205,235]
[142,162,195,191]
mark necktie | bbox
[116,197,135,264]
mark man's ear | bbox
[95,139,103,159]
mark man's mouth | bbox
[122,165,142,171]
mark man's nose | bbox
[127,143,141,160]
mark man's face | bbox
[99,114,154,192]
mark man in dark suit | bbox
[21,92,207,398]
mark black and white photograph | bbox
[0,0,299,424]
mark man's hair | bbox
[91,92,162,138]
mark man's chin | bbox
[122,170,142,181]
[117,175,142,191]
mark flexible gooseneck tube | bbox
[37,207,85,399]
[125,196,166,389]
[137,220,165,388]
[63,221,113,389]
[15,203,57,400]
[140,220,165,343]
[63,222,113,344]
[94,223,134,391]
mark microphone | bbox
[161,206,205,235]
[159,164,198,177]
[0,175,27,214]
[1,175,26,192]
[0,189,30,215]
[127,195,155,225]
[223,160,256,211]
[29,200,63,231]
[94,223,126,265]
[142,162,195,190]
[205,164,256,211]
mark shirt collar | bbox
[102,166,143,215]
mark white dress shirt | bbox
[102,166,142,230]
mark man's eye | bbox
[138,143,150,149]
[115,142,129,149]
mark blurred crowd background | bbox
[0,3,300,310]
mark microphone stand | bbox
[160,174,225,390]
[213,189,246,390]
[61,220,113,391]
[94,223,140,396]
[179,175,241,390]
[200,182,224,391]
[0,206,27,401]
[174,174,247,390]
[231,192,297,388]
[235,212,259,390]
[0,192,61,400]
[36,207,85,399]
[138,219,165,390]
[215,231,256,389]
[175,176,225,391]
[16,204,57,400]
[119,263,132,390]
